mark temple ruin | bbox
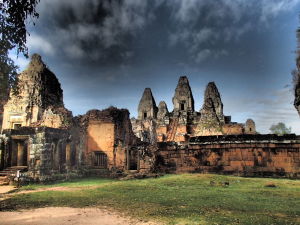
[0,54,299,182]
[131,76,256,143]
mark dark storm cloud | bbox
[30,0,300,64]
[20,0,300,133]
[33,0,153,63]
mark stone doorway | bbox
[10,139,28,167]
[127,149,138,170]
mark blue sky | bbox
[10,0,300,134]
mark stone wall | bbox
[78,107,137,171]
[1,127,77,179]
[154,134,300,178]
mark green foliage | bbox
[0,0,40,105]
[269,122,292,135]
[2,174,300,225]
[1,0,40,55]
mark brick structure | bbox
[154,135,300,178]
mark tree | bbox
[0,0,40,108]
[269,122,292,135]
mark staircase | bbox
[0,166,28,177]
[0,166,28,185]
[166,118,179,142]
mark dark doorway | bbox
[129,150,138,170]
[180,103,185,111]
[143,112,147,119]
[10,140,28,167]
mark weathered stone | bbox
[78,107,138,171]
[200,82,224,123]
[172,76,194,113]
[245,119,256,134]
[133,77,258,141]
[156,135,300,178]
[157,101,169,120]
[2,54,72,130]
[138,88,158,120]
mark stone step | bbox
[0,166,28,176]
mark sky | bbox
[9,0,300,134]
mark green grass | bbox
[1,174,300,225]
[19,177,115,190]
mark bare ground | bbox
[0,207,159,225]
[0,186,160,225]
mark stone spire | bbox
[172,76,194,113]
[200,82,224,123]
[2,53,72,130]
[137,88,158,120]
[157,101,169,120]
[17,53,64,108]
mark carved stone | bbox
[2,54,72,130]
[172,76,194,114]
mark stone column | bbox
[126,149,130,170]
[66,143,71,169]
[17,141,24,166]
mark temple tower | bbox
[172,76,194,115]
[200,82,224,123]
[137,88,158,120]
[2,54,71,130]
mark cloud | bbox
[29,0,300,64]
[27,33,55,56]
[261,0,300,22]
[164,0,300,63]
[244,87,300,134]
[8,51,30,71]
[33,0,152,62]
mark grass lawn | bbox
[1,174,300,225]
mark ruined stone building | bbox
[0,54,140,180]
[0,54,299,181]
[131,76,256,143]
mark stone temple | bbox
[0,54,299,183]
[131,76,256,143]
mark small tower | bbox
[137,88,158,120]
[172,76,194,114]
[245,119,256,134]
[157,101,169,120]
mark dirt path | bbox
[0,207,159,225]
